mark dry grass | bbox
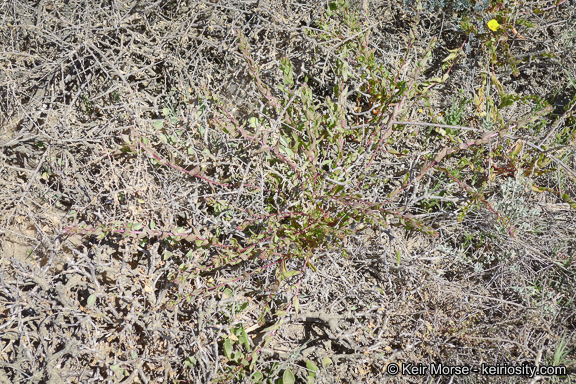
[1,0,575,383]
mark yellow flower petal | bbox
[488,19,500,32]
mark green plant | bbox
[492,176,541,233]
[552,334,572,367]
[548,333,574,383]
[443,91,471,127]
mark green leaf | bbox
[280,145,294,158]
[500,94,515,108]
[283,369,295,384]
[110,364,120,372]
[282,270,301,279]
[322,357,333,367]
[224,339,233,359]
[248,117,260,128]
[240,324,251,351]
[149,220,156,230]
[250,351,260,370]
[162,107,170,116]
[87,294,97,307]
[222,288,233,299]
[306,359,318,372]
[280,57,294,86]
[251,371,264,382]
[442,51,459,63]
[153,120,164,129]
[306,360,318,383]
[184,356,196,368]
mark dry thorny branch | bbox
[1,0,576,383]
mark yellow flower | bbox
[487,19,500,32]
